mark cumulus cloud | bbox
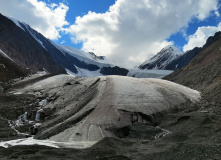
[183,23,221,52]
[67,0,219,67]
[0,0,69,40]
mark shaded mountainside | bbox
[0,14,66,74]
[165,31,221,103]
[0,54,28,82]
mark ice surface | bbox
[10,75,200,148]
[47,75,200,143]
[127,68,173,78]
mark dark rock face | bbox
[165,31,221,103]
[100,66,129,76]
[0,14,66,74]
[0,54,28,82]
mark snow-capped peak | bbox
[139,45,183,70]
[161,45,183,55]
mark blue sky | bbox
[0,0,220,67]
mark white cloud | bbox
[67,0,219,67]
[183,23,221,52]
[0,0,69,40]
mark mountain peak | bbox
[139,45,183,70]
[161,45,183,55]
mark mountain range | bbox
[0,13,129,78]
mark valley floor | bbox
[0,74,221,159]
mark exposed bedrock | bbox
[13,75,200,143]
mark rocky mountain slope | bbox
[165,31,221,103]
[0,13,175,78]
[139,45,183,70]
[0,14,66,74]
[0,54,27,82]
